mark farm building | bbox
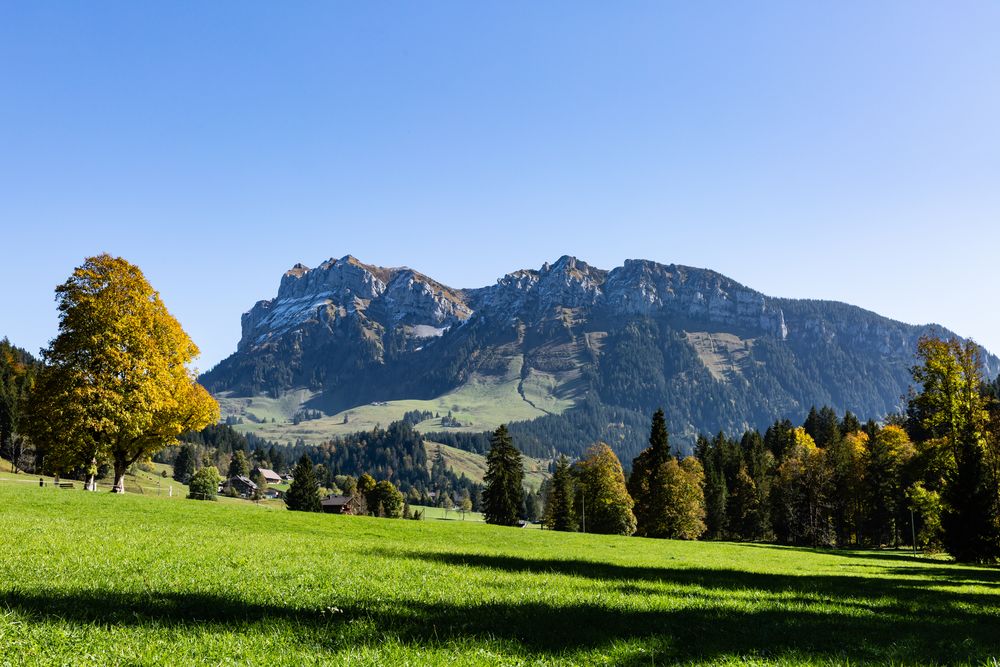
[254,468,282,485]
[320,494,363,515]
[223,476,257,498]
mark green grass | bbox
[0,457,188,498]
[2,483,999,666]
[409,503,487,523]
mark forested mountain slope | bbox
[201,255,998,459]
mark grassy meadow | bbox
[428,441,551,490]
[2,483,999,665]
[217,358,577,445]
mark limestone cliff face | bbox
[604,260,787,338]
[238,255,471,352]
[466,256,787,340]
[202,254,998,440]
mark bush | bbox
[188,467,221,501]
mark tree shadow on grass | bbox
[737,542,1000,586]
[390,549,1000,663]
[4,553,1000,666]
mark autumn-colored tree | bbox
[729,463,760,541]
[575,443,636,536]
[865,424,916,546]
[909,337,988,452]
[772,428,834,546]
[825,430,868,545]
[658,457,707,540]
[357,472,377,509]
[910,336,1000,562]
[906,481,943,550]
[24,255,218,492]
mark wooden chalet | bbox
[254,467,282,485]
[320,494,363,515]
[223,475,257,498]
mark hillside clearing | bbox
[218,359,576,445]
[426,441,550,489]
[2,484,998,665]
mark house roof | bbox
[321,495,356,507]
[255,467,282,482]
[227,475,257,490]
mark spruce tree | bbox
[543,455,576,531]
[285,455,321,512]
[173,444,196,484]
[482,425,524,526]
[629,408,672,537]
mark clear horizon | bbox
[2,3,999,370]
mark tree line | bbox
[480,336,1000,563]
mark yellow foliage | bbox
[25,255,219,491]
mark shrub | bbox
[188,467,221,501]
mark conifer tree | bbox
[285,455,321,512]
[228,450,250,479]
[173,444,197,484]
[629,409,672,537]
[543,455,576,531]
[482,425,524,526]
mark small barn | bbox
[320,494,363,515]
[254,467,282,485]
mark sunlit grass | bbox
[1,483,997,666]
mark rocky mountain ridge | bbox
[202,254,998,456]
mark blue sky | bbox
[2,2,999,371]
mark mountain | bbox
[200,255,999,460]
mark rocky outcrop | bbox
[202,254,999,444]
[238,255,471,351]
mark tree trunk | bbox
[85,473,96,491]
[112,460,127,493]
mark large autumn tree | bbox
[575,442,636,535]
[910,336,1000,562]
[25,254,218,492]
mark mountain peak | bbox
[202,255,998,455]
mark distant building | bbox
[223,476,257,498]
[262,488,283,500]
[254,467,282,485]
[320,494,363,515]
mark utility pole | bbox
[581,489,586,534]
[911,508,918,556]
